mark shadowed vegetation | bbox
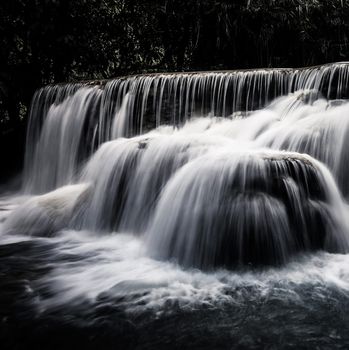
[1,0,349,178]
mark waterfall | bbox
[147,151,349,268]
[24,62,349,193]
[4,62,349,270]
[24,87,102,193]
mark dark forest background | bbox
[1,0,349,178]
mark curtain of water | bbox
[23,62,349,193]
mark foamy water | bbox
[2,89,349,318]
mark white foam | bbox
[29,231,349,314]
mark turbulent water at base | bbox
[2,62,349,349]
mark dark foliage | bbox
[1,0,349,173]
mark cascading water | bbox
[23,62,349,193]
[2,62,349,348]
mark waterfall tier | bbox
[5,62,349,269]
[24,62,349,193]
